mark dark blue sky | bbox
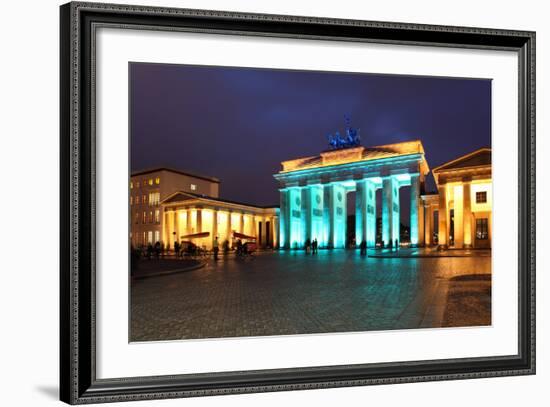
[130,63,491,209]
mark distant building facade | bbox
[130,168,278,250]
[130,168,220,247]
[423,148,492,249]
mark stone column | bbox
[410,175,420,246]
[273,216,279,248]
[418,199,425,246]
[226,211,232,245]
[196,209,202,234]
[454,185,464,248]
[212,210,218,249]
[173,209,179,244]
[355,180,367,247]
[279,189,290,249]
[463,182,472,248]
[239,212,244,234]
[438,184,448,248]
[323,184,334,248]
[365,181,376,247]
[425,204,433,246]
[382,177,399,247]
[302,187,311,246]
[332,183,347,249]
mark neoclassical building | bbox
[273,141,430,249]
[161,192,278,250]
[130,167,278,250]
[425,148,492,249]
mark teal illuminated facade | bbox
[274,141,429,249]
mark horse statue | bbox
[326,116,361,150]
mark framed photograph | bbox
[60,1,535,404]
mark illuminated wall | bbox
[355,180,367,245]
[332,184,347,248]
[382,177,400,247]
[409,175,420,245]
[470,182,492,213]
[309,185,325,245]
[365,181,377,247]
[217,211,229,242]
[289,188,303,248]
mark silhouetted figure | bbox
[236,239,243,257]
[395,239,399,251]
[154,241,161,259]
[360,240,367,256]
[305,238,311,254]
[213,237,219,261]
[174,241,180,258]
[312,238,318,254]
[146,243,153,260]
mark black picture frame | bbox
[60,2,536,404]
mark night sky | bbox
[130,63,491,222]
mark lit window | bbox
[155,177,160,185]
[155,210,160,223]
[190,184,197,191]
[142,212,147,224]
[130,182,133,189]
[143,194,147,204]
[476,218,489,240]
[476,191,487,203]
[135,196,140,205]
[136,181,140,188]
[130,196,133,206]
[148,178,153,186]
[154,231,160,243]
[149,192,160,206]
[149,211,153,223]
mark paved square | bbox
[130,250,491,341]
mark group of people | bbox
[304,238,319,255]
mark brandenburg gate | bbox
[273,140,429,250]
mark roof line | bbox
[432,147,491,173]
[162,191,279,209]
[131,167,220,183]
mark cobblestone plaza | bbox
[130,251,491,342]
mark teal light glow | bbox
[409,175,419,245]
[395,173,411,183]
[366,181,376,247]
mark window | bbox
[148,178,153,186]
[130,181,133,189]
[136,181,140,188]
[135,195,140,205]
[135,213,139,224]
[130,196,133,205]
[476,191,487,204]
[142,194,147,204]
[155,177,160,185]
[190,184,197,191]
[148,231,153,244]
[149,211,153,223]
[155,209,160,223]
[154,231,160,243]
[149,192,160,206]
[476,218,489,240]
[142,212,147,224]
